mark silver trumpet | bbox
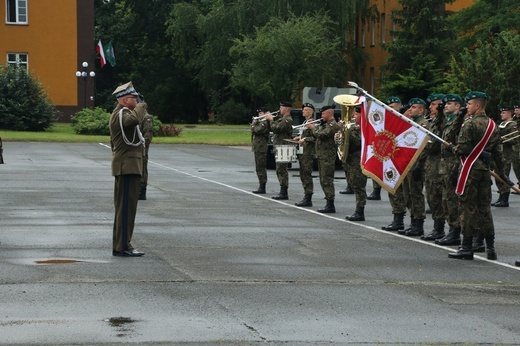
[292,118,321,129]
[253,110,280,120]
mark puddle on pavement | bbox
[105,317,138,337]
[35,259,84,265]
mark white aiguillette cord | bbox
[119,107,145,147]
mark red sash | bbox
[456,119,496,195]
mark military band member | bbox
[344,107,368,221]
[491,105,519,207]
[294,103,316,207]
[267,101,293,200]
[139,109,154,200]
[398,98,428,237]
[308,105,341,213]
[381,97,407,231]
[448,91,511,260]
[110,82,147,257]
[421,94,446,240]
[251,107,271,194]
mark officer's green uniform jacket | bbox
[313,119,341,159]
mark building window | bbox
[361,22,366,48]
[6,0,28,24]
[370,67,375,94]
[381,13,386,43]
[7,53,28,70]
[370,18,375,46]
[392,20,397,41]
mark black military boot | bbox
[448,235,474,260]
[367,187,381,200]
[405,218,424,237]
[435,226,461,246]
[138,186,147,201]
[490,193,502,206]
[381,212,405,231]
[421,219,445,241]
[272,186,288,200]
[252,183,266,194]
[398,217,414,235]
[472,231,485,252]
[295,194,312,207]
[515,260,520,266]
[339,183,354,195]
[493,193,509,207]
[318,199,335,213]
[485,235,497,260]
[346,206,365,221]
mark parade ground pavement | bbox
[1,142,519,345]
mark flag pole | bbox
[347,81,448,146]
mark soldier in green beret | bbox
[447,91,511,260]
[308,105,341,213]
[110,82,147,257]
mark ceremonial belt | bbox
[456,119,496,195]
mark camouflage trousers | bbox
[497,146,520,193]
[275,161,289,188]
[459,169,494,237]
[425,176,444,220]
[254,150,268,184]
[318,157,335,200]
[402,173,425,220]
[388,185,406,214]
[298,153,314,194]
[347,158,367,207]
[441,173,460,228]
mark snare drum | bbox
[275,145,297,163]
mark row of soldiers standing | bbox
[251,93,520,264]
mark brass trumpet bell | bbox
[333,94,361,106]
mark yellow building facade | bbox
[356,0,475,95]
[1,0,94,120]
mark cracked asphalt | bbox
[1,142,519,345]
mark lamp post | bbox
[75,61,96,109]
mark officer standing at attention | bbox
[308,105,341,213]
[267,102,293,200]
[381,97,407,231]
[447,91,510,261]
[251,107,271,194]
[110,81,147,257]
[344,106,368,221]
[294,103,316,207]
[139,105,154,201]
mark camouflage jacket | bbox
[270,115,293,145]
[313,119,341,160]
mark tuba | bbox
[333,94,361,163]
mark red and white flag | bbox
[96,40,106,68]
[360,99,430,194]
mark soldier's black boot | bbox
[448,235,473,260]
[398,217,414,235]
[515,260,520,267]
[493,192,510,207]
[295,193,312,207]
[339,183,354,195]
[421,219,445,241]
[346,206,365,221]
[367,187,381,200]
[485,235,497,260]
[435,226,461,246]
[252,183,266,194]
[406,218,424,237]
[382,212,405,231]
[490,193,502,206]
[472,231,485,252]
[318,199,335,213]
[272,186,288,200]
[138,186,147,201]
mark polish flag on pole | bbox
[96,40,106,68]
[360,98,430,194]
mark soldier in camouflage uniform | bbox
[139,110,154,200]
[267,101,293,200]
[251,107,270,194]
[294,103,316,207]
[491,105,519,207]
[308,105,341,213]
[421,94,446,240]
[398,98,428,237]
[448,91,510,261]
[434,95,465,245]
[0,137,4,164]
[344,107,368,221]
[381,97,407,231]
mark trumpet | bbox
[292,119,321,129]
[253,110,280,120]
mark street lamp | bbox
[75,61,96,109]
